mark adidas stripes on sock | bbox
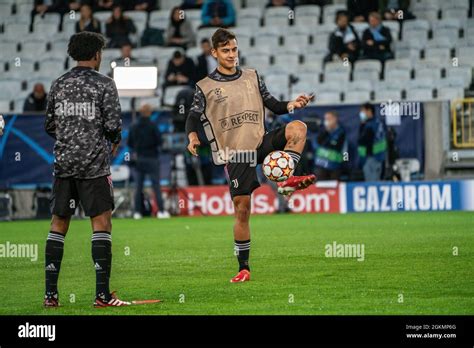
[45,231,65,297]
[285,150,301,167]
[92,231,112,301]
[234,240,251,272]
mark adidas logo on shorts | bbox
[45,263,56,271]
[94,262,102,270]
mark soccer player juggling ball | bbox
[43,32,129,307]
[185,28,316,283]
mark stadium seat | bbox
[405,87,433,101]
[237,7,263,20]
[324,61,350,73]
[440,0,469,11]
[0,80,23,100]
[416,67,441,79]
[344,90,371,104]
[162,86,187,107]
[38,59,66,77]
[237,16,260,30]
[159,0,176,11]
[33,13,61,28]
[442,8,469,22]
[438,76,466,88]
[133,46,160,62]
[197,27,219,42]
[354,59,383,74]
[401,29,428,47]
[244,54,271,72]
[34,22,59,37]
[412,8,438,22]
[374,89,402,102]
[409,77,435,89]
[4,22,30,37]
[385,58,412,70]
[324,69,351,84]
[314,91,341,104]
[322,4,346,24]
[348,79,374,92]
[319,80,344,93]
[426,35,452,49]
[20,40,48,56]
[403,19,430,33]
[245,0,267,8]
[13,98,26,113]
[424,47,451,61]
[273,53,300,72]
[432,28,459,43]
[353,70,379,83]
[296,60,323,74]
[294,4,321,19]
[149,10,170,30]
[263,73,289,100]
[1,41,19,57]
[437,86,464,100]
[0,100,11,113]
[446,66,472,88]
[385,68,411,82]
[293,15,319,29]
[264,7,291,27]
[184,9,201,22]
[457,47,474,67]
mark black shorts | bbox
[50,175,114,217]
[226,126,287,199]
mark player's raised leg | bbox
[44,215,70,307]
[230,195,251,283]
[278,120,316,196]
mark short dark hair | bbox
[201,38,210,45]
[335,10,349,22]
[361,102,375,115]
[211,28,237,49]
[68,32,106,61]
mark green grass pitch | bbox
[0,211,472,315]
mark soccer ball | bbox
[262,151,295,182]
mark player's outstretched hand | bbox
[287,94,315,112]
[187,135,201,156]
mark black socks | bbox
[234,240,251,271]
[45,231,65,297]
[91,231,112,301]
[285,150,301,167]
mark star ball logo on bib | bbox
[214,87,228,104]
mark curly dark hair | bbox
[67,32,106,61]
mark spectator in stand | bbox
[201,0,236,28]
[195,38,217,81]
[105,5,136,48]
[181,0,204,10]
[164,50,196,88]
[358,102,386,182]
[347,0,378,22]
[31,0,69,31]
[325,11,360,64]
[132,0,156,11]
[362,12,394,62]
[23,83,47,112]
[314,111,346,181]
[114,43,138,66]
[380,0,415,21]
[165,6,196,49]
[75,4,101,33]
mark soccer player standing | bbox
[43,32,129,307]
[185,28,316,283]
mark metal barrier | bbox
[452,98,474,148]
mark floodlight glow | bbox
[113,66,158,90]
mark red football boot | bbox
[94,291,131,308]
[230,269,250,283]
[277,174,316,198]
